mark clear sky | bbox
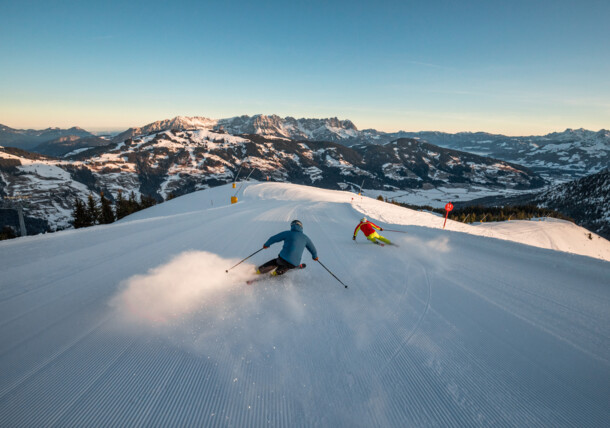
[1,0,608,135]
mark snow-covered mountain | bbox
[112,116,218,143]
[217,114,360,142]
[389,128,610,181]
[112,115,360,144]
[0,147,99,231]
[111,116,609,181]
[5,117,606,181]
[0,129,543,231]
[0,182,608,426]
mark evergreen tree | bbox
[0,225,17,240]
[72,197,90,228]
[115,190,130,220]
[140,194,157,209]
[86,193,100,225]
[99,192,115,224]
[127,191,140,214]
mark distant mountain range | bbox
[113,116,609,181]
[396,128,610,182]
[112,116,610,179]
[2,115,606,181]
[109,115,362,148]
[0,124,94,151]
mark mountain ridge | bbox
[0,124,94,150]
[2,116,607,181]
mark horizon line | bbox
[1,114,607,138]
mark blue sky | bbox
[1,0,608,135]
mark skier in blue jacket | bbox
[257,220,318,276]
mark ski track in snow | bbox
[0,182,609,427]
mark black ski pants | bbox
[258,256,296,276]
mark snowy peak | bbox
[115,114,362,144]
[112,116,217,142]
[543,128,605,141]
[216,114,288,137]
[216,114,359,141]
[159,116,217,130]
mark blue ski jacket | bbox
[264,223,318,266]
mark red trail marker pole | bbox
[443,202,454,229]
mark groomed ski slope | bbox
[0,182,609,427]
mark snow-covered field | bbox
[1,182,609,427]
[368,185,540,209]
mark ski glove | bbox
[380,228,383,231]
[263,245,269,249]
[352,236,356,240]
[313,257,319,261]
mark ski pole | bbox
[226,248,264,273]
[383,229,408,234]
[316,260,349,289]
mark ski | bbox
[246,276,268,285]
[246,264,306,285]
[370,241,400,247]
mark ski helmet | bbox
[361,217,367,222]
[291,219,303,228]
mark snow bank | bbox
[473,218,610,260]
